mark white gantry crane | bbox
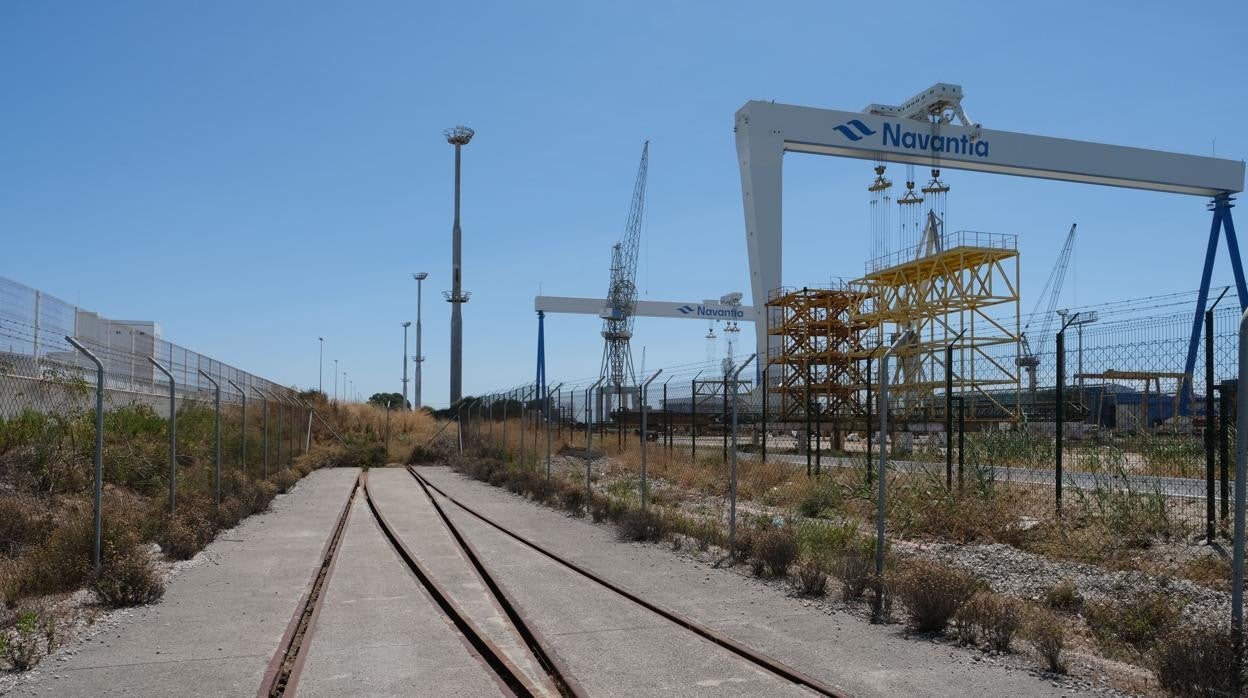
[599,142,649,402]
[1017,223,1078,394]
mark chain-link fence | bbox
[453,297,1241,613]
[0,277,324,585]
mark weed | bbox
[794,557,829,596]
[1152,625,1241,697]
[1024,608,1067,673]
[750,526,799,578]
[833,541,875,603]
[797,480,842,518]
[953,592,1023,651]
[1044,580,1084,613]
[557,485,586,515]
[93,542,165,608]
[1085,589,1183,654]
[4,609,43,671]
[891,559,980,633]
[615,509,668,542]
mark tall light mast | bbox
[599,142,649,405]
[444,125,474,408]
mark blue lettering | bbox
[882,122,901,147]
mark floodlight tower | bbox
[401,321,411,408]
[443,125,474,408]
[412,272,428,409]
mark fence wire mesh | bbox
[453,298,1242,646]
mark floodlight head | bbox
[413,272,428,281]
[444,125,474,146]
[402,321,411,328]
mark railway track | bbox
[406,466,846,698]
[260,466,846,697]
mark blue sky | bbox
[3,1,1246,406]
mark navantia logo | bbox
[677,305,695,315]
[832,119,876,142]
[833,117,991,158]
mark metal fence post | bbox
[266,390,283,471]
[547,383,563,481]
[198,370,222,504]
[945,330,965,491]
[691,377,699,461]
[639,370,662,513]
[722,373,729,465]
[1222,384,1231,522]
[227,380,246,478]
[760,367,768,463]
[1207,305,1218,542]
[957,395,966,490]
[303,399,313,452]
[503,391,510,455]
[1056,314,1078,517]
[1233,307,1248,675]
[148,357,177,514]
[252,387,268,479]
[728,356,755,553]
[66,337,104,572]
[874,331,911,622]
[865,355,873,486]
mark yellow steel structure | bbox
[764,286,871,424]
[851,229,1021,420]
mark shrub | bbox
[794,557,829,596]
[615,509,668,542]
[407,443,446,465]
[557,485,586,515]
[833,540,876,602]
[4,609,44,671]
[1085,589,1183,654]
[1023,608,1067,673]
[692,520,720,552]
[93,542,165,608]
[1153,625,1241,697]
[1043,580,1083,612]
[750,527,799,578]
[797,481,841,518]
[0,496,49,557]
[891,560,980,633]
[730,526,757,564]
[953,592,1023,651]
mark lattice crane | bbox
[599,142,649,393]
[1017,223,1078,393]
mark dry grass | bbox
[890,559,981,633]
[1152,625,1241,697]
[1023,608,1067,673]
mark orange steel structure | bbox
[765,285,871,424]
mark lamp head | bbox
[444,125,474,145]
[413,272,428,281]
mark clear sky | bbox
[3,1,1246,407]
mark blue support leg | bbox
[1180,201,1225,415]
[1220,198,1247,308]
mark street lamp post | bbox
[443,125,474,408]
[318,337,324,394]
[401,321,411,409]
[412,272,428,410]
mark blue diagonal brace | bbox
[1180,195,1245,415]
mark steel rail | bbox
[407,466,846,698]
[259,473,360,697]
[405,471,586,698]
[361,472,547,697]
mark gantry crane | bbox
[599,142,649,400]
[1017,224,1078,394]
